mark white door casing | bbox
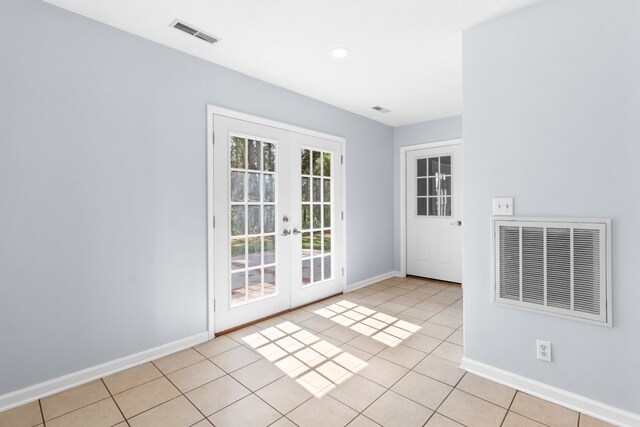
[208,108,345,334]
[406,143,462,282]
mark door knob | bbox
[292,228,302,235]
[450,220,463,226]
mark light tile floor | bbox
[0,277,617,427]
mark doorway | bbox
[402,140,463,283]
[207,107,345,334]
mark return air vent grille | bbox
[170,20,219,44]
[493,218,611,325]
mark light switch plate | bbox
[493,197,513,216]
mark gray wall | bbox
[0,0,394,394]
[463,0,640,413]
[393,117,463,270]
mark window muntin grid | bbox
[229,134,278,307]
[301,149,333,286]
[417,155,452,217]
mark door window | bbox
[300,149,333,286]
[416,155,452,217]
[229,135,278,307]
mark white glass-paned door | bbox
[213,115,343,332]
[406,144,462,283]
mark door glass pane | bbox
[248,140,261,170]
[302,232,311,257]
[440,175,451,195]
[264,236,275,264]
[417,178,427,197]
[302,259,311,285]
[263,143,276,172]
[323,206,331,228]
[323,179,331,202]
[301,149,334,286]
[229,133,278,307]
[313,257,322,282]
[231,238,245,270]
[313,205,321,229]
[428,198,438,216]
[264,174,276,202]
[264,206,275,233]
[231,206,245,236]
[230,137,246,169]
[417,198,427,216]
[313,231,322,256]
[428,177,437,196]
[301,149,310,175]
[247,237,261,268]
[312,151,321,176]
[417,158,427,177]
[248,269,262,302]
[302,205,310,230]
[230,172,245,202]
[248,173,260,202]
[313,178,321,202]
[264,267,276,296]
[248,205,261,234]
[323,153,331,177]
[440,156,451,174]
[442,197,452,216]
[301,177,310,202]
[428,157,439,176]
[324,256,332,280]
[231,271,246,305]
[323,230,331,253]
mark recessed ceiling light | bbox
[330,47,351,59]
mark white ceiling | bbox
[44,0,541,127]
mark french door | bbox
[211,113,343,333]
[406,143,462,283]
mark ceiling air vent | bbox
[372,105,391,114]
[170,19,219,45]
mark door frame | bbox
[400,138,463,278]
[206,105,347,338]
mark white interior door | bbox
[212,114,344,332]
[406,144,462,282]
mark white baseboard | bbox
[346,271,404,292]
[0,332,209,413]
[461,357,640,427]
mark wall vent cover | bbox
[492,217,611,325]
[170,19,219,44]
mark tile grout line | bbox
[100,378,131,427]
[38,398,46,427]
[420,361,469,426]
[499,385,519,426]
[156,361,211,425]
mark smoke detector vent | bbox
[170,19,220,45]
[372,105,391,114]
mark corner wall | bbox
[463,0,640,415]
[0,0,394,396]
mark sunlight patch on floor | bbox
[242,320,368,398]
[315,300,421,347]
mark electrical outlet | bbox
[537,340,552,362]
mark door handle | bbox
[281,229,291,236]
[450,220,463,226]
[292,228,302,235]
